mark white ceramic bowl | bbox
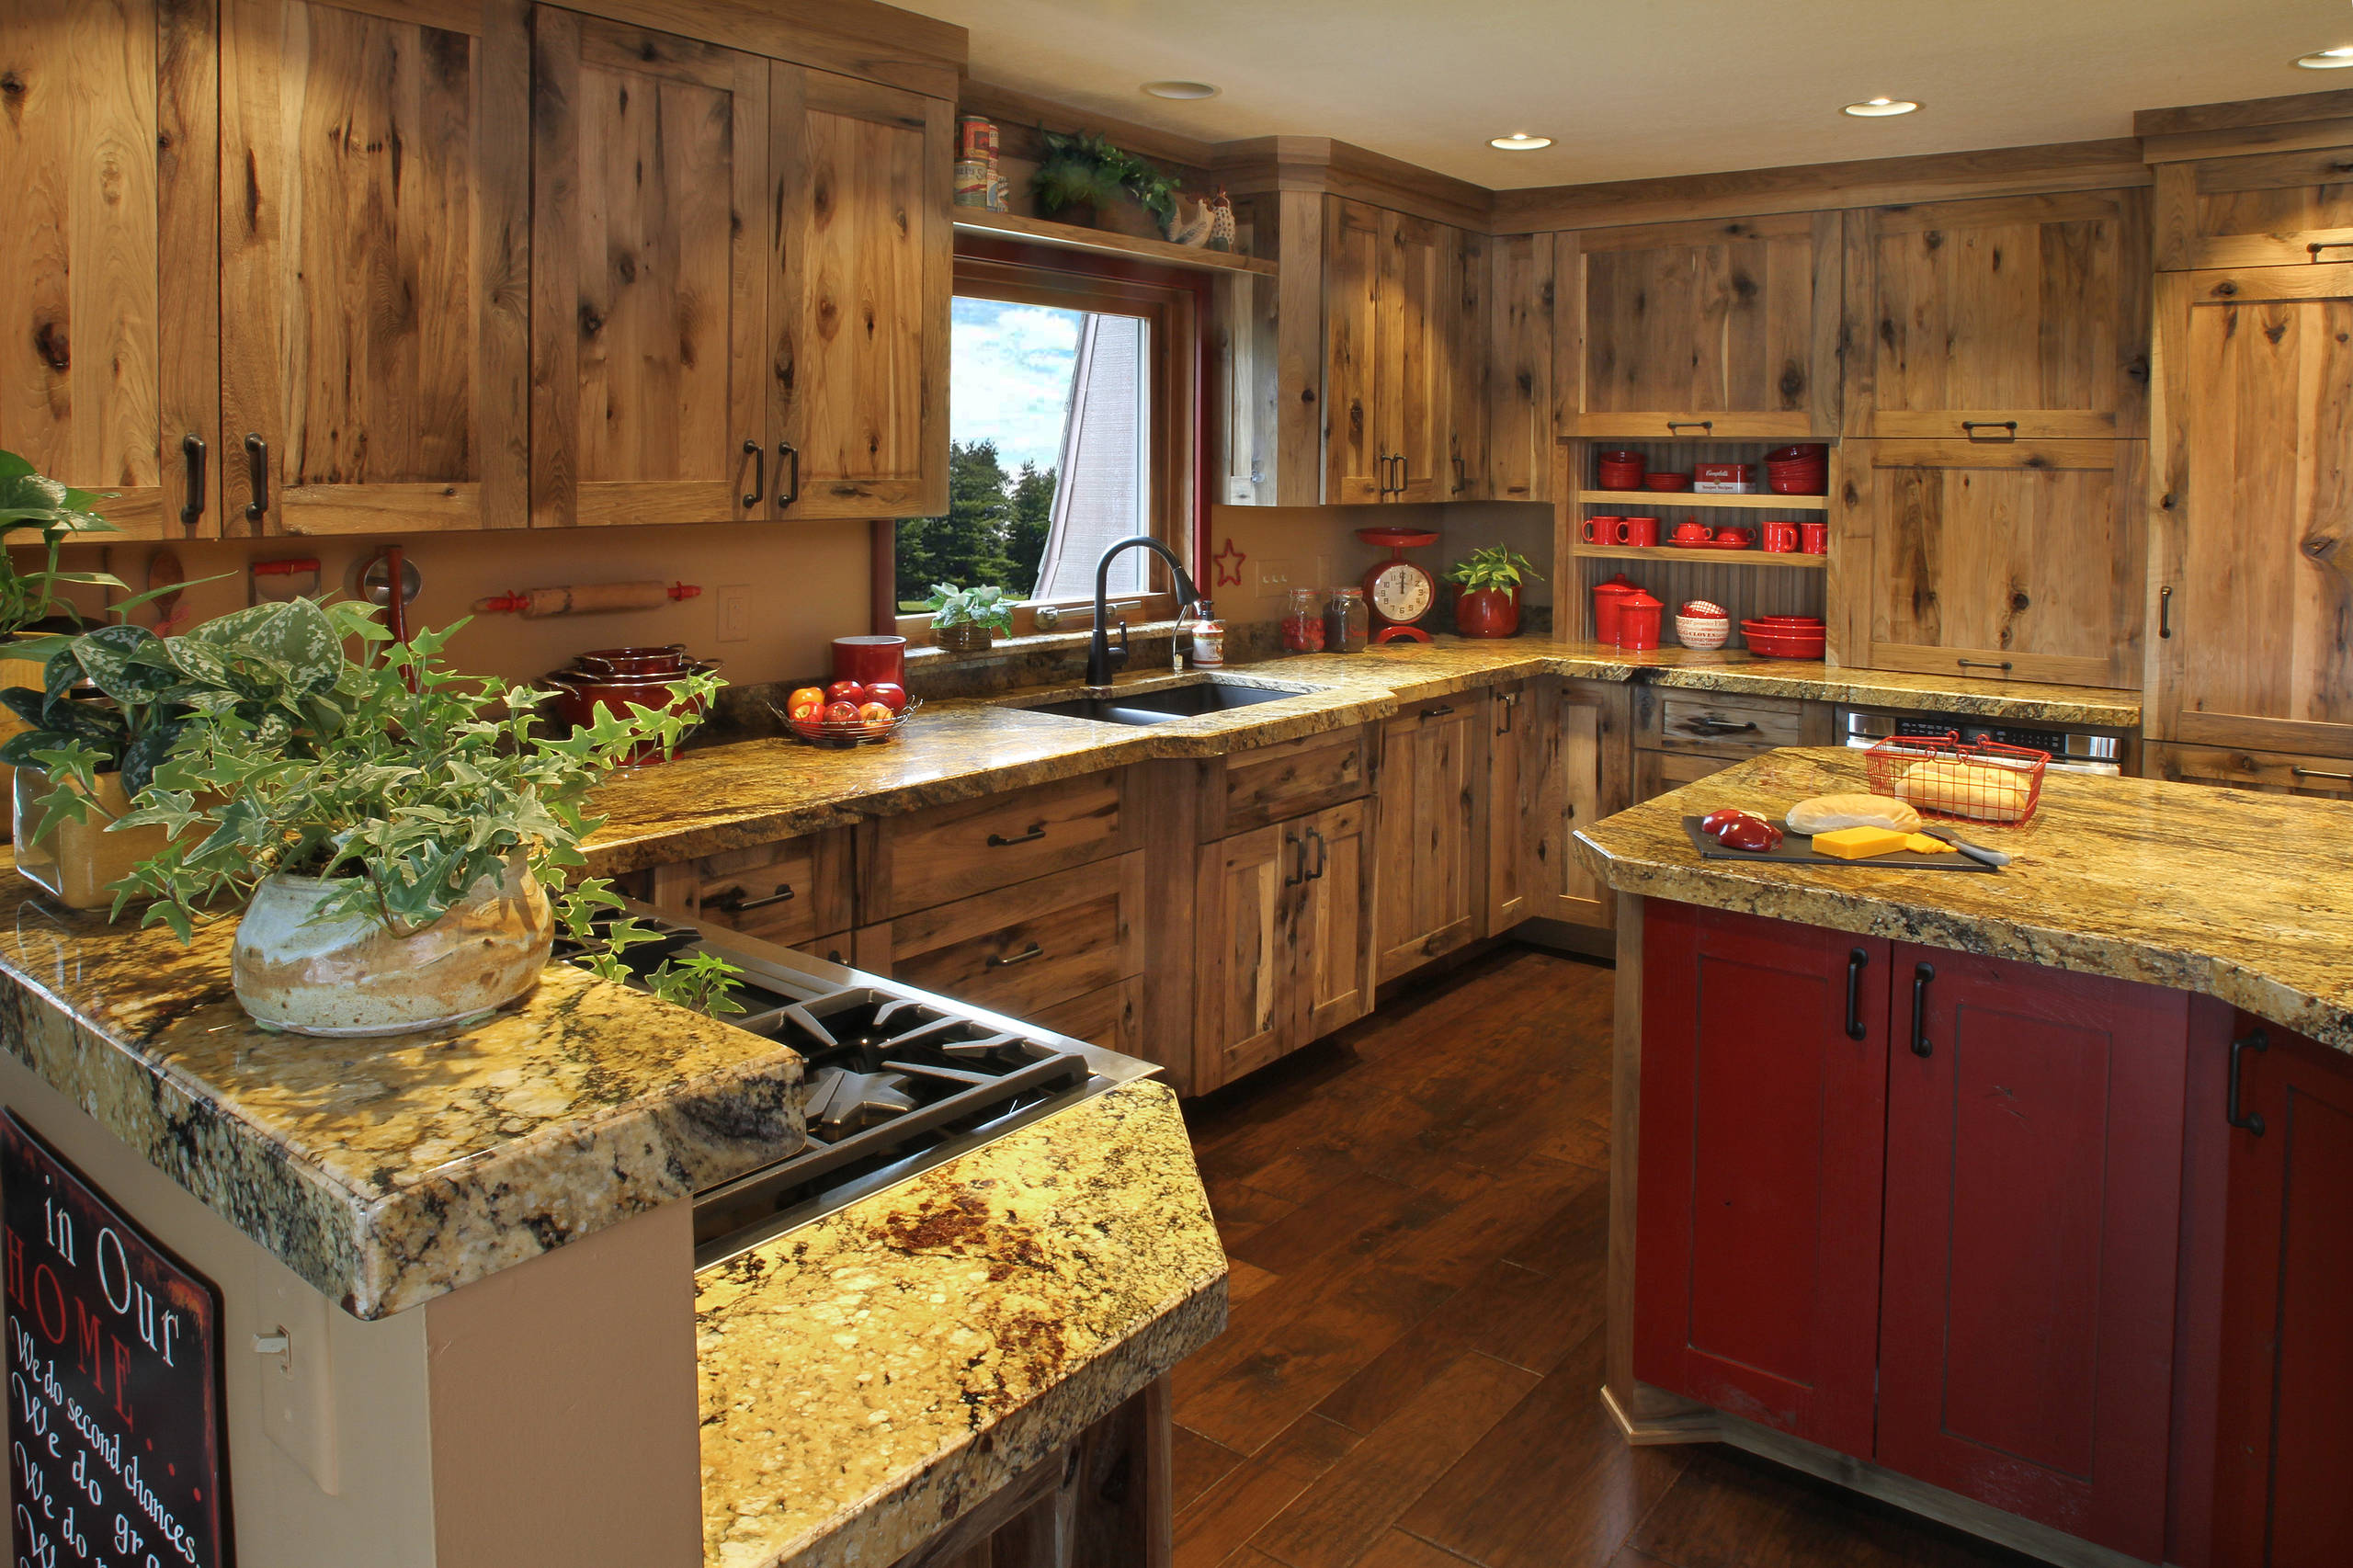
[1675,614,1730,650]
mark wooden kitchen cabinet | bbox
[1848,437,2145,688]
[1559,210,1841,439]
[1192,800,1373,1088]
[853,852,1143,1022]
[0,0,217,539]
[1841,188,2151,439]
[1372,693,1483,982]
[2209,1017,2353,1567]
[1524,677,1631,930]
[2148,264,2353,756]
[1481,232,1555,501]
[2154,144,2353,269]
[1316,198,1476,505]
[1635,903,1891,1458]
[1482,682,1530,933]
[2146,741,2353,800]
[1878,945,2188,1563]
[1632,746,1736,805]
[858,769,1133,918]
[222,0,529,535]
[644,827,855,949]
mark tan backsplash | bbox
[1208,500,1558,623]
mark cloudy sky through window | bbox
[950,298,1083,473]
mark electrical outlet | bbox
[1254,559,1293,595]
[716,585,752,643]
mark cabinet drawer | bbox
[1634,747,1740,804]
[1029,976,1142,1056]
[1637,689,1815,757]
[854,851,1144,1020]
[2147,742,2353,800]
[794,932,853,969]
[644,828,853,947]
[1212,726,1370,836]
[861,769,1131,918]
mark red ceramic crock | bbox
[1593,576,1640,645]
[1618,590,1665,651]
[832,635,907,689]
[1454,585,1520,639]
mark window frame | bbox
[889,239,1207,640]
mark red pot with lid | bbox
[574,643,693,676]
[1617,590,1665,651]
[1592,574,1641,645]
[545,646,721,764]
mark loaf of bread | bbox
[1785,793,1922,835]
[1896,758,2032,824]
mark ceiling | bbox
[906,0,2348,187]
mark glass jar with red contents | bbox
[1280,587,1327,653]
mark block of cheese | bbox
[1897,757,2032,824]
[1904,833,1957,854]
[1812,825,1914,860]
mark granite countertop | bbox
[0,866,806,1318]
[1573,747,2353,1051]
[697,1076,1224,1568]
[583,639,2140,877]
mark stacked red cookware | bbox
[1740,616,1826,658]
[544,645,720,764]
[1595,449,1646,490]
[1763,444,1829,495]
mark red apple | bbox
[824,699,861,723]
[787,685,825,714]
[857,700,895,732]
[862,680,908,713]
[825,679,866,706]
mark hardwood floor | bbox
[1176,945,2046,1568]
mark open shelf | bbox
[951,210,1279,277]
[1575,489,1828,511]
[1574,543,1826,571]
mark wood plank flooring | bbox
[1176,945,2046,1568]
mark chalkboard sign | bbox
[3,1110,231,1568]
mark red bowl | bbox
[1767,475,1827,495]
[1751,614,1824,626]
[1764,445,1829,464]
[1643,472,1693,492]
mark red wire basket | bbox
[1861,733,2050,826]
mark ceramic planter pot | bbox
[11,768,181,911]
[232,858,553,1037]
[1454,586,1521,639]
[933,621,995,654]
[0,638,51,844]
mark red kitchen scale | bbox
[1358,527,1441,643]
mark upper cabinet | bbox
[768,66,949,520]
[530,12,768,528]
[1841,189,2151,440]
[2155,145,2353,269]
[222,0,528,534]
[1558,211,1841,439]
[1,0,217,539]
[1318,199,1472,505]
[1482,232,1555,502]
[2148,263,2353,756]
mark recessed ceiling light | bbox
[1142,80,1220,99]
[2295,47,2353,68]
[1842,97,1921,118]
[1490,132,1553,152]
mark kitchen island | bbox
[1575,749,2353,1568]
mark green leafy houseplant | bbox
[926,582,1015,640]
[1446,546,1541,640]
[1031,130,1181,235]
[0,449,141,635]
[1445,546,1542,594]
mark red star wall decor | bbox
[1211,537,1246,586]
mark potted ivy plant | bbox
[1031,130,1181,238]
[1446,546,1542,639]
[926,582,1015,653]
[109,600,722,1037]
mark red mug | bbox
[1581,516,1621,544]
[833,634,907,688]
[1621,516,1659,547]
[1760,520,1800,552]
[1801,521,1830,554]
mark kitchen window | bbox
[893,252,1200,632]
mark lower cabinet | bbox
[1483,683,1531,932]
[1638,903,2188,1562]
[1373,694,1483,982]
[2210,1017,2353,1567]
[852,852,1145,1021]
[1194,801,1374,1086]
[2146,741,2353,801]
[1029,975,1144,1058]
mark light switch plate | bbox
[253,1254,339,1494]
[716,585,752,642]
[1254,559,1292,594]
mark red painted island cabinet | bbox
[1638,903,2191,1563]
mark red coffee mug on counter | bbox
[1801,521,1830,554]
[1580,516,1622,544]
[1760,520,1800,553]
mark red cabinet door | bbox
[1636,902,1891,1457]
[1879,946,2188,1562]
[2212,1017,2353,1567]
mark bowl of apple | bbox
[776,677,919,748]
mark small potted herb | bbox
[1446,547,1542,639]
[926,583,1015,653]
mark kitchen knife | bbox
[1919,825,2011,868]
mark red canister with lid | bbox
[1592,574,1640,645]
[1617,590,1665,651]
[832,635,907,688]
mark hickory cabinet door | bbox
[2155,144,2353,270]
[1320,197,1385,505]
[1372,697,1483,983]
[221,0,527,534]
[1842,189,2151,440]
[2150,265,2353,756]
[1,0,218,539]
[1376,208,1449,504]
[530,9,767,528]
[769,64,949,520]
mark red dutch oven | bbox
[544,645,721,764]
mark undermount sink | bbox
[1021,676,1314,726]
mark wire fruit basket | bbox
[1862,733,2049,826]
[773,699,922,749]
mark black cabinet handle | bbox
[1396,454,1409,494]
[1957,658,2013,672]
[985,942,1044,969]
[1418,704,1455,720]
[2291,766,2353,782]
[1909,962,1936,1057]
[2229,1028,2268,1135]
[243,433,268,522]
[179,435,206,528]
[1666,420,1713,435]
[1961,420,2019,440]
[986,823,1047,847]
[1495,689,1518,735]
[777,442,800,507]
[1283,832,1305,887]
[2158,584,2172,640]
[1305,826,1328,881]
[1846,949,1869,1041]
[707,881,794,915]
[742,439,764,508]
[1689,716,1759,734]
[2308,240,2353,256]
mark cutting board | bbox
[1679,816,1999,872]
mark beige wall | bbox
[1210,499,1557,624]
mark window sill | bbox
[904,619,1189,668]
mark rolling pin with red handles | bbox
[474,581,702,618]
